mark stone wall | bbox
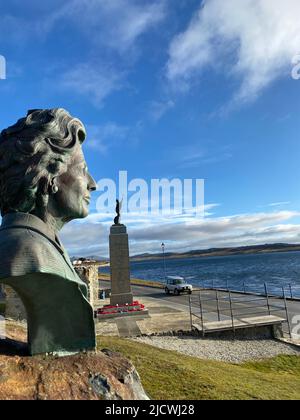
[74,263,100,310]
[2,285,27,321]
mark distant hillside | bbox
[71,243,300,263]
[130,243,300,261]
[70,256,108,263]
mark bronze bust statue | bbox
[0,108,97,355]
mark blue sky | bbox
[1,0,300,257]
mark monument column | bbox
[109,224,133,306]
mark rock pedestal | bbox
[0,349,149,400]
[109,225,133,306]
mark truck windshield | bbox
[174,279,185,285]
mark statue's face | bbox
[51,144,96,221]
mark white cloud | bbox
[59,63,125,106]
[170,143,233,168]
[60,209,300,257]
[48,0,167,54]
[129,211,300,240]
[94,0,167,53]
[167,0,300,103]
[149,100,175,121]
[0,1,167,105]
[268,201,291,207]
[54,1,166,103]
[1,0,167,54]
[60,221,108,257]
[86,123,129,154]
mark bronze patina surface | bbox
[0,108,97,355]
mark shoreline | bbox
[98,273,300,301]
[99,273,164,289]
[88,244,300,265]
[130,247,300,263]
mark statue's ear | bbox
[36,178,50,209]
[38,177,50,195]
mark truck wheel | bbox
[165,288,170,294]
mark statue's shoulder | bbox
[0,227,67,279]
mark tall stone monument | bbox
[109,200,133,306]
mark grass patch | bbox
[97,336,300,400]
[99,274,164,289]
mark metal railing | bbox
[189,284,291,338]
[197,279,300,300]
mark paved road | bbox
[102,282,300,317]
[130,284,300,335]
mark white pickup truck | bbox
[165,276,193,295]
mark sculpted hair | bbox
[0,108,86,216]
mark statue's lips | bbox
[83,197,90,204]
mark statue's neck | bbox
[31,209,66,234]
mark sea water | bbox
[101,251,300,298]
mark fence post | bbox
[189,294,193,331]
[264,283,271,315]
[282,286,292,339]
[199,290,205,337]
[216,289,221,322]
[289,284,293,300]
[228,290,235,339]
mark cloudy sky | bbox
[1,0,300,257]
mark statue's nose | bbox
[87,173,97,191]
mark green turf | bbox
[97,336,300,400]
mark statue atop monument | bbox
[114,199,123,225]
[0,108,97,355]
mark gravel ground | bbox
[131,336,300,364]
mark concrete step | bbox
[192,315,286,333]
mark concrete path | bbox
[115,319,142,337]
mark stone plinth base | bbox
[110,292,134,306]
[97,309,149,321]
[109,225,133,306]
[0,349,149,400]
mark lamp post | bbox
[161,242,167,282]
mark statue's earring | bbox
[52,185,59,194]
